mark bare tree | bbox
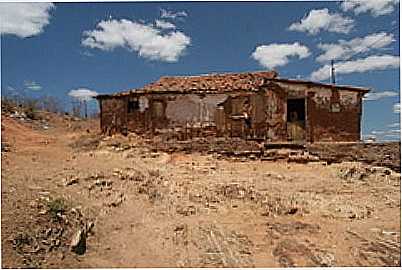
[71,100,83,118]
[40,95,63,113]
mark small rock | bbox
[107,193,124,207]
[311,250,335,266]
[70,229,86,255]
[86,221,95,234]
[65,176,79,186]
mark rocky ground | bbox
[1,110,401,268]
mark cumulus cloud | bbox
[341,0,399,17]
[372,128,400,135]
[68,88,98,101]
[289,8,354,35]
[363,91,399,101]
[393,103,400,113]
[82,19,191,62]
[160,8,187,19]
[80,50,94,57]
[310,55,400,81]
[155,19,176,30]
[7,86,16,92]
[371,129,400,135]
[24,81,42,91]
[316,32,395,63]
[370,128,400,141]
[251,42,310,69]
[0,2,55,38]
[387,122,400,128]
[362,134,377,141]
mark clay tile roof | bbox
[139,70,279,93]
[99,70,278,97]
[95,70,370,99]
[267,78,370,93]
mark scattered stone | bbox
[311,250,335,266]
[106,193,124,207]
[267,221,320,236]
[338,166,369,182]
[176,205,196,216]
[70,229,86,255]
[264,172,286,181]
[86,221,95,235]
[1,142,11,152]
[64,176,79,186]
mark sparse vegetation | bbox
[46,197,67,220]
[1,107,400,268]
[69,133,102,151]
[2,95,65,120]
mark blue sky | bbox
[0,1,400,141]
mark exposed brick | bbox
[96,71,369,143]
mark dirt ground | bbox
[1,112,401,268]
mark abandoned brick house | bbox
[95,70,370,142]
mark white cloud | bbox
[24,81,42,91]
[80,50,94,57]
[251,42,310,69]
[82,19,191,62]
[387,122,400,128]
[310,55,400,81]
[68,88,98,101]
[316,32,395,63]
[370,128,400,142]
[155,19,176,30]
[0,3,55,38]
[371,130,386,135]
[341,0,399,17]
[362,134,377,141]
[363,91,398,101]
[393,103,400,113]
[289,8,354,35]
[6,86,16,92]
[371,129,400,135]
[160,8,187,19]
[371,128,400,142]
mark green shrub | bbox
[47,198,66,220]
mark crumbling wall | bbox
[99,89,288,141]
[270,82,363,142]
[307,88,362,142]
[165,94,228,126]
[120,93,230,138]
[125,96,153,133]
[264,84,287,141]
[98,84,364,143]
[99,98,127,135]
[119,92,273,139]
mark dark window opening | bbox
[287,99,305,123]
[287,98,306,142]
[128,100,139,113]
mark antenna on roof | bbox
[330,59,336,85]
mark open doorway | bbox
[287,98,306,141]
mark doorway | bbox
[287,98,306,141]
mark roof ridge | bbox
[158,70,278,79]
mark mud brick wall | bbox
[271,82,363,143]
[307,89,363,142]
[264,84,287,141]
[99,98,127,135]
[98,83,364,143]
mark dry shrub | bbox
[69,133,102,151]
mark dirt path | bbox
[1,115,401,267]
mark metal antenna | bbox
[331,60,336,84]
